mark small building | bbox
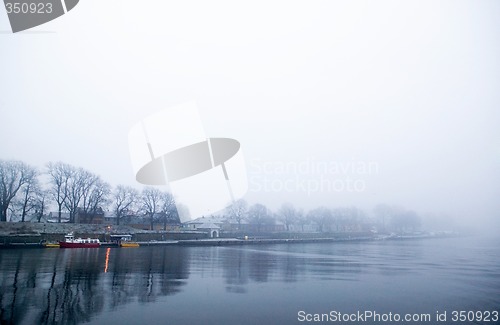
[184,216,224,229]
[184,217,222,237]
[196,223,220,238]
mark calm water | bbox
[0,236,499,325]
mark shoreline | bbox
[0,233,460,249]
[0,221,461,249]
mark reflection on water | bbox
[0,237,499,325]
[0,247,188,325]
[104,248,110,273]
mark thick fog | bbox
[1,1,498,230]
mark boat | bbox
[120,235,140,247]
[40,239,60,248]
[59,233,101,248]
[44,242,60,248]
[111,234,140,247]
[120,241,140,248]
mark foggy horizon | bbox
[1,1,499,230]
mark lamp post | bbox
[106,225,111,243]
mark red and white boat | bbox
[59,233,101,248]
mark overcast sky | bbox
[1,0,499,227]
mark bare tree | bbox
[17,169,40,222]
[141,187,163,230]
[332,207,357,232]
[373,204,392,231]
[81,177,110,223]
[331,206,366,232]
[295,208,307,232]
[8,186,47,223]
[227,199,248,231]
[64,167,92,223]
[158,191,177,230]
[113,185,139,225]
[0,160,37,222]
[307,207,333,232]
[348,206,366,231]
[391,208,421,233]
[373,204,393,232]
[80,171,99,212]
[33,189,49,223]
[47,162,72,223]
[248,203,271,233]
[278,203,297,231]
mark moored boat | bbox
[59,233,101,248]
[44,242,60,248]
[111,234,140,247]
[120,241,140,247]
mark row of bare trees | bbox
[227,200,303,232]
[113,185,177,230]
[47,162,111,223]
[373,204,421,232]
[226,200,421,233]
[1,159,421,232]
[225,200,370,233]
[0,160,178,229]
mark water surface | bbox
[0,236,498,324]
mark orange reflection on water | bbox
[104,247,110,273]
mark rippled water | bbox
[0,236,499,325]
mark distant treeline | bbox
[0,159,421,233]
